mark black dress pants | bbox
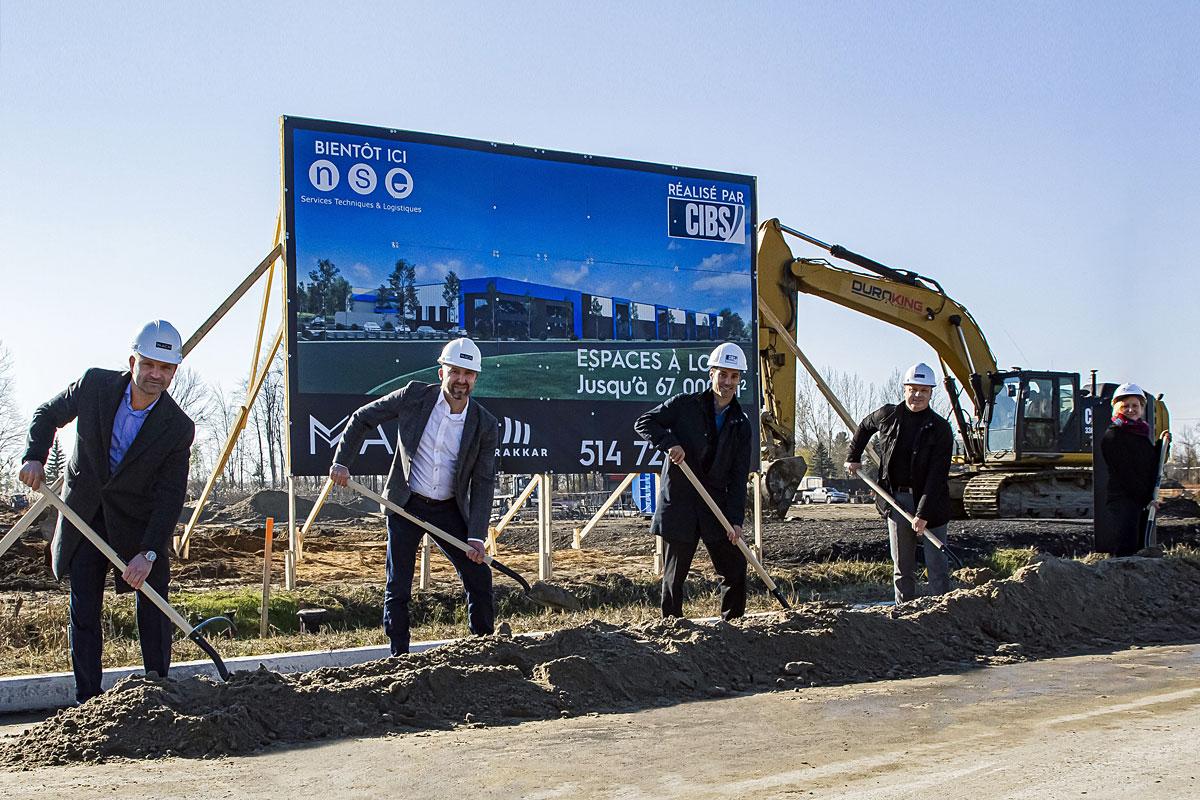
[384,496,494,655]
[1106,497,1148,556]
[68,511,171,703]
[661,534,747,620]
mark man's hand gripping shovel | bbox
[674,458,791,610]
[854,470,964,569]
[36,483,234,680]
[309,478,581,612]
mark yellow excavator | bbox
[756,218,1169,519]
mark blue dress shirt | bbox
[109,383,158,473]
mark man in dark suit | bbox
[634,342,753,620]
[19,320,195,703]
[330,337,498,655]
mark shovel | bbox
[0,476,64,560]
[1143,431,1172,549]
[36,483,233,681]
[343,479,581,612]
[674,459,792,610]
[854,470,964,569]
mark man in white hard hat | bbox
[845,362,954,603]
[634,342,752,619]
[18,320,195,703]
[329,338,498,654]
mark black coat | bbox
[23,368,194,583]
[848,403,953,529]
[1100,425,1158,507]
[633,389,752,544]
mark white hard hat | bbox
[902,362,937,387]
[438,337,483,372]
[1112,383,1146,404]
[708,342,748,372]
[131,320,183,365]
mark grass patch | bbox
[4,546,1138,677]
[974,547,1040,578]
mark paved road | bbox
[2,644,1198,798]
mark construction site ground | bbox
[1,642,1197,799]
[5,494,1200,597]
[2,492,1200,794]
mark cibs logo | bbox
[667,198,745,244]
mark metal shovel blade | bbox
[35,483,233,681]
[344,480,583,613]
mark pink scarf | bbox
[1112,412,1151,438]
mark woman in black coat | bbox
[1100,383,1166,556]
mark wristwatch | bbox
[143,550,157,563]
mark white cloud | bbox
[697,252,739,271]
[553,264,589,286]
[693,271,748,291]
[348,263,375,285]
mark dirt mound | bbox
[4,554,1199,769]
[206,491,376,525]
[1160,495,1200,518]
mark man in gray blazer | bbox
[330,337,498,655]
[19,320,194,703]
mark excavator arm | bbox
[757,218,1001,464]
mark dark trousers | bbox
[661,535,747,620]
[384,497,494,655]
[1106,497,1148,556]
[68,512,171,703]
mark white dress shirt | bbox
[409,390,468,502]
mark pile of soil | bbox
[4,553,1199,768]
[1160,494,1200,518]
[203,491,377,525]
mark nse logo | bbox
[307,159,414,200]
[667,197,745,244]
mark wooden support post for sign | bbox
[654,535,664,576]
[297,476,334,554]
[753,472,764,562]
[260,517,274,638]
[285,476,297,590]
[538,472,553,580]
[487,474,540,555]
[178,323,285,558]
[573,472,637,549]
[418,534,432,590]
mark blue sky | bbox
[2,2,1198,442]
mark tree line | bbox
[297,257,462,325]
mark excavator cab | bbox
[985,371,1088,461]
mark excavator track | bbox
[961,469,1092,518]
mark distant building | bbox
[335,284,452,329]
[458,276,738,341]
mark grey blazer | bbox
[332,382,498,539]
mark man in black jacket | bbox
[18,321,195,703]
[634,342,753,619]
[845,362,953,603]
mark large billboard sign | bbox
[282,117,758,475]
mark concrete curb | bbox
[0,604,897,714]
[0,638,452,714]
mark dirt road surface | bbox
[1,643,1197,799]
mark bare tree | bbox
[1167,422,1200,486]
[170,366,216,427]
[0,342,25,493]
